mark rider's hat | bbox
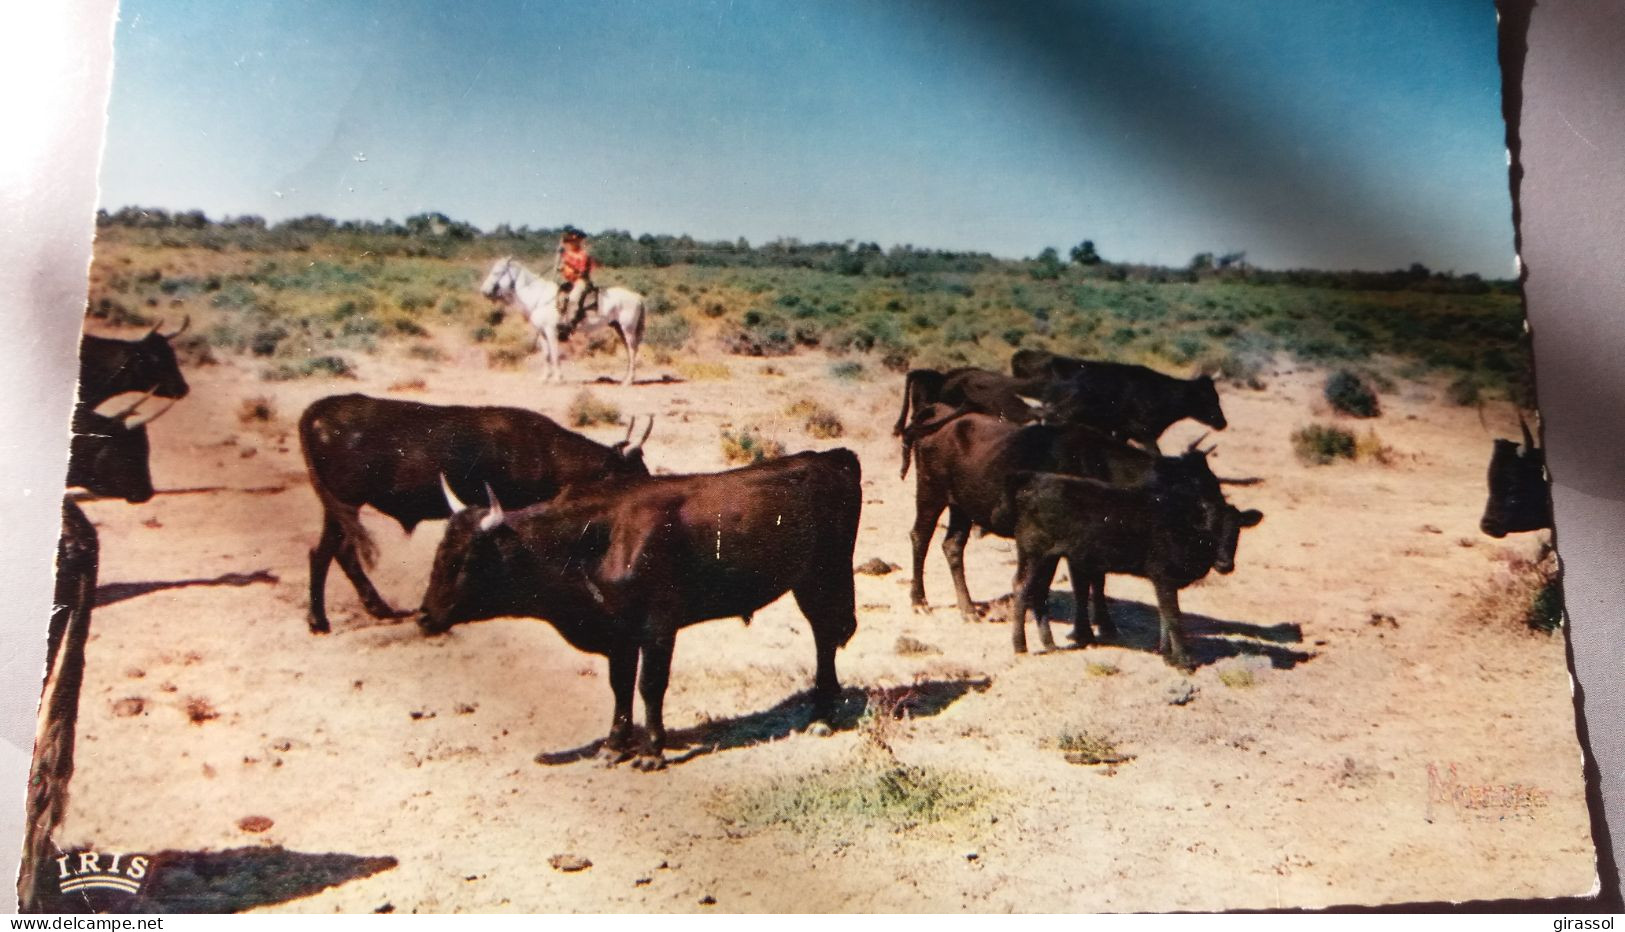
[561,225,586,241]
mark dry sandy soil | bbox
[54,330,1595,912]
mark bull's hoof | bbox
[631,754,667,772]
[596,745,634,768]
[308,619,331,635]
[910,601,931,615]
[805,721,833,738]
[1012,642,1029,655]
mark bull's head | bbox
[67,400,154,503]
[610,416,655,473]
[113,317,192,401]
[1212,505,1264,574]
[1188,375,1228,432]
[419,477,516,635]
[1480,416,1551,538]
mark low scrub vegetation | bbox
[721,427,786,465]
[1324,369,1381,418]
[1047,730,1133,766]
[787,399,844,439]
[1475,547,1564,633]
[86,216,1533,402]
[262,355,355,381]
[569,390,621,428]
[1291,423,1357,465]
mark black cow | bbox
[78,318,191,408]
[419,449,862,771]
[892,367,1048,474]
[906,408,1239,632]
[299,393,655,634]
[1010,472,1263,667]
[1480,417,1552,538]
[66,403,155,504]
[1016,350,1227,452]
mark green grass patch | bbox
[569,390,622,428]
[721,426,786,465]
[1291,423,1357,465]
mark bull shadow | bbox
[96,570,278,608]
[535,676,993,769]
[37,847,396,914]
[1041,591,1314,670]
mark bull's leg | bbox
[1029,554,1062,652]
[793,580,856,726]
[632,636,674,771]
[1154,580,1192,669]
[598,645,639,766]
[941,506,977,621]
[1010,553,1031,653]
[329,524,400,620]
[909,488,947,611]
[307,517,343,634]
[1087,571,1114,640]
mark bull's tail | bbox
[317,482,378,569]
[898,404,973,480]
[894,369,946,477]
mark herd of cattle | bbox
[19,291,1556,908]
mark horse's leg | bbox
[616,320,638,386]
[539,323,562,383]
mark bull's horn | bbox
[635,415,654,450]
[109,388,156,421]
[162,315,191,340]
[1016,395,1045,410]
[480,482,506,532]
[1218,476,1265,486]
[1519,413,1536,451]
[622,418,636,445]
[440,474,469,513]
[124,395,177,428]
[144,319,165,339]
[1186,432,1212,454]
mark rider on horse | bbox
[554,225,599,334]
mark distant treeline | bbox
[96,206,1514,296]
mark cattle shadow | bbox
[37,847,396,914]
[535,676,993,768]
[96,570,278,608]
[1039,591,1314,670]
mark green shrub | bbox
[1324,370,1381,418]
[721,427,786,464]
[787,399,844,439]
[263,355,355,381]
[1292,423,1357,465]
[829,360,865,381]
[644,313,692,351]
[1447,375,1481,407]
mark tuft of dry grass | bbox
[787,399,845,439]
[1085,661,1120,678]
[1473,545,1563,633]
[678,359,732,381]
[1049,731,1133,766]
[721,426,786,465]
[1354,429,1397,465]
[569,390,622,428]
[485,346,530,369]
[894,635,941,656]
[1291,423,1356,465]
[237,396,275,424]
[1218,668,1256,689]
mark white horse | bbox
[479,256,646,385]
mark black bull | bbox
[298,393,654,634]
[419,449,863,770]
[1480,417,1551,538]
[78,318,191,407]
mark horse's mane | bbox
[508,258,546,292]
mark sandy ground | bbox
[53,333,1594,912]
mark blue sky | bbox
[99,0,1515,274]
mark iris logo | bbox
[55,850,150,896]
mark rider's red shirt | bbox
[559,247,597,282]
